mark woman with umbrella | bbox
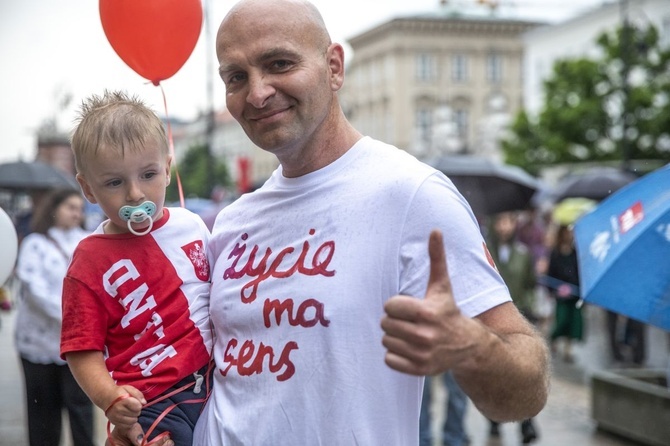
[546,224,583,363]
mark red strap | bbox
[105,393,134,416]
[105,393,136,446]
[142,396,208,443]
[105,362,214,446]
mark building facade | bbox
[339,4,542,160]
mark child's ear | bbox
[165,155,173,186]
[76,174,97,204]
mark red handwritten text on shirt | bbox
[223,230,335,303]
[219,229,335,381]
[263,297,330,328]
[220,338,299,381]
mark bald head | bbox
[225,0,326,25]
[217,0,331,57]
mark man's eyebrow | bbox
[219,62,240,76]
[257,48,301,62]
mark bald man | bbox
[200,1,546,444]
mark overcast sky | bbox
[0,0,609,163]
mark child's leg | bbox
[139,365,213,444]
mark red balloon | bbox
[99,0,203,86]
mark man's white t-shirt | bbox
[195,137,510,445]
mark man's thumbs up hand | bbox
[381,230,479,376]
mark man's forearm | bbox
[453,307,550,422]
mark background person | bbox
[191,1,550,444]
[419,371,470,446]
[485,211,539,444]
[606,311,646,367]
[546,225,583,363]
[14,188,94,446]
[516,208,553,335]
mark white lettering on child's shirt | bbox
[130,344,178,377]
[103,259,139,297]
[134,312,165,341]
[102,258,176,377]
[120,283,157,328]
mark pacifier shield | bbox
[118,201,157,223]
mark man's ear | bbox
[76,173,97,204]
[327,43,346,91]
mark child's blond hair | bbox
[71,90,168,173]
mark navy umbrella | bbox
[553,166,638,202]
[428,155,541,216]
[0,160,78,191]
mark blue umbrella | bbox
[573,164,670,331]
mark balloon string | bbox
[159,83,185,208]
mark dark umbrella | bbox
[428,155,541,216]
[0,160,78,191]
[553,167,638,202]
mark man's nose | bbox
[247,74,275,108]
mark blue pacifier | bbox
[118,201,157,236]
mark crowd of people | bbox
[0,1,652,445]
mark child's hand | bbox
[107,423,174,446]
[106,423,143,446]
[105,386,146,431]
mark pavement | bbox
[1,296,668,446]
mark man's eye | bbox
[226,73,246,85]
[272,60,291,70]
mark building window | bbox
[451,54,468,82]
[415,108,433,145]
[385,56,396,82]
[454,109,469,138]
[416,53,437,82]
[486,52,503,83]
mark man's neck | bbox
[279,120,362,178]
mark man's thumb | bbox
[426,229,453,300]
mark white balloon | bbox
[0,207,18,286]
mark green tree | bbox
[166,143,231,202]
[503,23,670,174]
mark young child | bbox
[60,90,213,445]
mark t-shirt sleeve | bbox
[398,172,511,318]
[60,274,108,359]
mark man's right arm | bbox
[381,231,550,422]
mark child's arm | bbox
[66,350,146,431]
